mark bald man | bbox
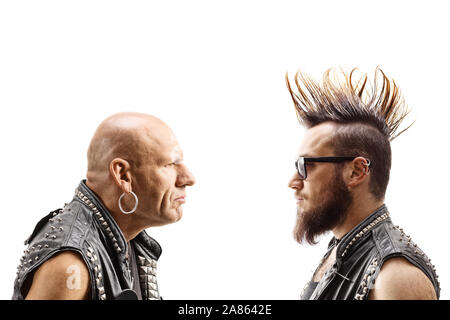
[12,112,195,300]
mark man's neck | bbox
[109,211,143,242]
[86,179,145,242]
[332,199,385,240]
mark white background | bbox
[1,0,449,299]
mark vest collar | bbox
[335,204,390,260]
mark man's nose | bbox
[288,172,303,190]
[176,164,196,187]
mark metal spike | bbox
[139,266,149,274]
[138,256,146,266]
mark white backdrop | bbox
[1,0,449,299]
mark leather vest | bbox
[300,205,441,300]
[12,180,162,300]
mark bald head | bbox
[85,112,195,231]
[87,112,174,174]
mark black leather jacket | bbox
[12,180,162,300]
[300,205,441,300]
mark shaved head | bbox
[85,112,195,234]
[87,112,174,174]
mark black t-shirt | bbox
[128,241,143,300]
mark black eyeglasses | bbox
[294,156,371,180]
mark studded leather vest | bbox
[12,180,162,300]
[300,205,441,300]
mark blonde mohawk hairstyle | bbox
[285,67,414,200]
[285,67,413,141]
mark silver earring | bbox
[364,159,371,175]
[118,191,138,215]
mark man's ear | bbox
[345,156,370,189]
[109,158,133,194]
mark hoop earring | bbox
[364,159,371,175]
[118,191,138,215]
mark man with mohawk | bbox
[286,68,440,300]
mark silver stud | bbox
[44,244,49,248]
[44,233,49,238]
[51,235,56,240]
[59,227,64,231]
[35,256,39,260]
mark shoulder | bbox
[368,257,437,300]
[25,250,91,300]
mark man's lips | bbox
[174,196,186,203]
[295,196,304,204]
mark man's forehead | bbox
[149,130,183,160]
[298,122,336,156]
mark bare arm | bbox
[368,257,437,300]
[25,251,91,300]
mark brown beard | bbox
[294,166,352,245]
